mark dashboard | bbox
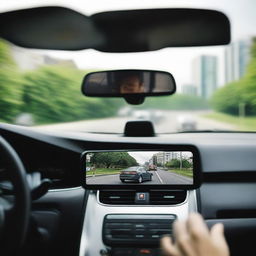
[1,123,256,256]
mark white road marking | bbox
[155,170,164,184]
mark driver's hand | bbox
[161,213,229,256]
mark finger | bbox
[210,223,229,250]
[173,220,188,239]
[161,236,179,256]
[187,213,209,241]
[174,221,196,256]
[210,223,224,240]
[210,223,230,255]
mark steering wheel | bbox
[0,136,31,255]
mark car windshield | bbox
[124,167,139,172]
[0,0,255,133]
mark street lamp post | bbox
[180,152,182,169]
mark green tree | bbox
[21,66,123,124]
[182,159,192,168]
[240,38,256,115]
[211,37,256,116]
[91,152,115,168]
[136,94,209,110]
[0,39,23,122]
[114,152,138,168]
[211,81,242,115]
[0,37,124,125]
[91,152,138,168]
[21,66,86,123]
[165,159,180,168]
[165,159,192,169]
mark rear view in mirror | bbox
[81,70,176,97]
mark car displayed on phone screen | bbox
[119,166,153,183]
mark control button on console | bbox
[136,248,155,256]
[135,224,145,228]
[135,235,145,238]
[138,193,145,200]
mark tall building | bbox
[181,84,197,96]
[165,152,173,163]
[155,152,165,166]
[193,55,218,99]
[225,39,251,83]
[43,55,77,68]
[150,152,179,166]
[11,45,45,70]
[11,45,77,70]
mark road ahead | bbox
[34,110,236,133]
[87,168,193,185]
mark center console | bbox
[103,214,176,256]
[79,190,197,256]
[103,214,176,244]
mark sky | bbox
[129,151,192,165]
[129,151,158,165]
[1,0,255,89]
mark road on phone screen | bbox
[86,168,193,185]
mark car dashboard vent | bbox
[149,190,187,205]
[98,190,187,205]
[99,190,137,205]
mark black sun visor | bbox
[0,6,231,52]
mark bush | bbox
[0,37,124,124]
[136,94,209,110]
[21,66,123,124]
[165,159,192,169]
[211,38,256,116]
[211,82,242,115]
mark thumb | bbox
[210,223,229,251]
[161,236,179,256]
[211,223,224,238]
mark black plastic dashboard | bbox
[1,123,256,256]
[1,123,256,175]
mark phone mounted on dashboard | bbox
[81,145,202,190]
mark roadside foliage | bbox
[0,39,123,125]
[90,152,138,169]
[211,38,256,116]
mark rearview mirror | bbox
[81,70,176,98]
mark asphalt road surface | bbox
[87,168,193,185]
[34,110,236,133]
